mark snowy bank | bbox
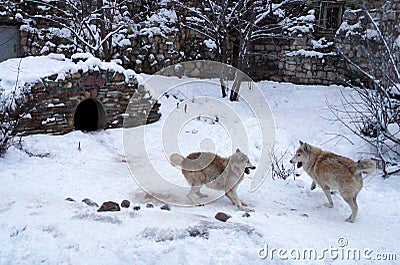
[0,54,138,107]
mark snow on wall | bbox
[395,35,400,48]
[285,49,336,59]
[0,54,138,108]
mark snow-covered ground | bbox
[0,80,399,264]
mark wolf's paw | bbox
[345,216,355,223]
[187,196,205,207]
[195,191,209,198]
[241,201,248,206]
[324,203,334,208]
[239,206,254,212]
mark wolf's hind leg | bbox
[195,190,209,198]
[342,194,358,223]
[322,187,334,208]
[187,186,205,206]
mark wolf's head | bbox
[290,141,312,168]
[230,148,256,174]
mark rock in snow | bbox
[215,212,231,222]
[82,198,99,207]
[97,201,121,212]
[160,204,171,211]
[121,200,130,208]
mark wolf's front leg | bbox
[226,189,254,212]
[225,191,236,205]
[225,191,248,206]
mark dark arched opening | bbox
[74,98,106,131]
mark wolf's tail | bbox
[355,159,376,174]
[170,153,185,167]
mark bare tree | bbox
[0,60,36,157]
[173,0,239,97]
[269,146,296,180]
[175,0,303,100]
[333,2,400,177]
[22,0,135,60]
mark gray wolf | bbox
[170,149,256,211]
[290,141,376,222]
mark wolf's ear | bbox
[236,148,241,153]
[299,140,304,146]
[303,143,310,151]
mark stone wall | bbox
[280,53,345,85]
[247,36,347,84]
[17,67,160,135]
[335,1,400,86]
[1,0,399,88]
[17,23,183,73]
[248,0,399,85]
[18,21,214,75]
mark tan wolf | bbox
[290,141,376,222]
[170,149,256,212]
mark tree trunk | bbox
[230,70,243,101]
[219,34,229,98]
[230,7,255,101]
[219,74,227,98]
